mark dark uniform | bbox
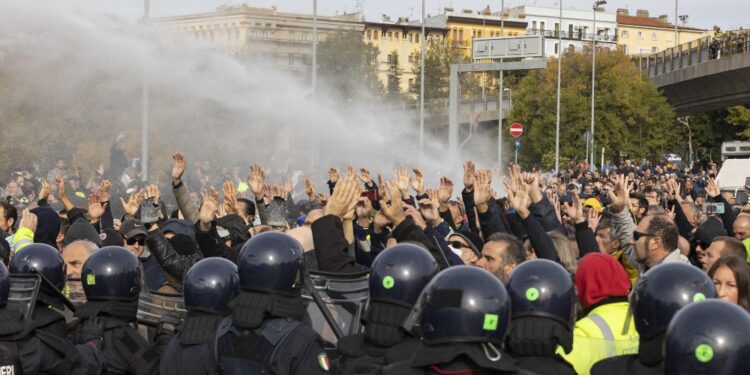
[337,243,438,375]
[591,263,716,375]
[505,259,577,375]
[663,299,750,374]
[160,257,239,375]
[1,243,98,374]
[71,246,161,375]
[381,266,536,375]
[214,231,330,375]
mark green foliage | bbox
[385,50,404,102]
[317,31,383,100]
[410,39,480,101]
[509,49,676,168]
[726,105,750,138]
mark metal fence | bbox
[640,30,750,77]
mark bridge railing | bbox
[639,30,750,78]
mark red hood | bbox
[575,253,631,309]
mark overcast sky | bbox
[92,0,747,30]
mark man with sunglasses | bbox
[632,214,689,272]
[120,219,165,292]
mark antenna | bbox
[679,14,689,26]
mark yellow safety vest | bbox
[558,301,639,375]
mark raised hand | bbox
[325,174,359,219]
[198,187,219,231]
[328,168,339,184]
[437,177,454,208]
[171,152,186,184]
[19,209,37,233]
[54,176,67,198]
[87,194,105,220]
[377,173,385,199]
[410,168,425,196]
[587,207,601,231]
[283,178,294,199]
[305,178,315,198]
[706,178,720,198]
[222,180,238,215]
[463,161,476,191]
[404,205,427,230]
[608,174,629,213]
[562,191,585,224]
[524,172,543,203]
[247,164,265,198]
[396,166,410,199]
[39,180,51,201]
[100,180,112,202]
[418,193,441,226]
[379,180,406,226]
[474,170,492,214]
[359,168,372,185]
[119,190,144,219]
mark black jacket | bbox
[590,354,663,375]
[146,230,201,281]
[380,342,537,375]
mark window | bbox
[366,30,371,40]
[415,33,419,43]
[388,31,393,40]
[622,30,628,38]
[622,45,628,54]
[452,29,458,41]
[409,33,413,43]
[540,22,545,32]
[637,31,643,39]
[532,21,537,30]
[651,46,658,53]
[458,29,463,42]
[395,32,399,40]
[408,78,415,90]
[651,32,658,40]
[554,42,559,54]
[373,30,379,39]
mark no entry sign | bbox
[510,123,523,138]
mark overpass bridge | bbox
[640,30,750,115]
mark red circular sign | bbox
[510,123,523,137]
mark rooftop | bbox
[616,12,704,32]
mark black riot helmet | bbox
[632,262,715,340]
[0,262,9,306]
[665,300,750,374]
[184,257,239,314]
[81,246,141,301]
[237,231,303,296]
[506,259,575,328]
[415,266,511,346]
[369,243,439,307]
[10,243,66,291]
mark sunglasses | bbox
[448,241,470,249]
[126,237,146,246]
[633,230,657,241]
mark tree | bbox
[509,49,676,168]
[410,39,480,102]
[385,50,404,102]
[317,31,382,101]
[726,105,750,138]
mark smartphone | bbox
[140,197,159,224]
[705,203,725,215]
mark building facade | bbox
[364,17,446,94]
[616,9,706,56]
[422,7,527,59]
[506,5,618,58]
[154,4,363,75]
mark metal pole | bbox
[589,3,597,172]
[448,65,459,164]
[674,0,678,48]
[555,0,562,172]
[141,0,150,182]
[419,0,425,154]
[498,0,505,169]
[312,0,318,95]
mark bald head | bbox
[735,213,750,241]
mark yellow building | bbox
[363,17,446,94]
[154,4,363,74]
[423,7,527,59]
[616,9,706,56]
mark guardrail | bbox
[640,30,750,77]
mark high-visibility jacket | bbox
[558,301,639,375]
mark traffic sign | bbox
[510,123,524,138]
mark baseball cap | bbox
[120,219,147,240]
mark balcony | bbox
[526,29,617,43]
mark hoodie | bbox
[29,206,60,248]
[575,253,631,310]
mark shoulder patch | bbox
[317,353,330,371]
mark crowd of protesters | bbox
[1,150,750,374]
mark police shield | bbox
[302,270,369,344]
[136,290,187,328]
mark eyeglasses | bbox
[633,230,657,241]
[448,241,470,249]
[126,237,145,246]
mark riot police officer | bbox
[663,299,750,374]
[160,257,239,375]
[382,266,536,375]
[72,245,161,374]
[1,243,97,374]
[506,259,577,374]
[591,263,716,375]
[337,243,439,374]
[213,231,330,374]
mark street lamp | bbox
[589,0,606,172]
[554,0,562,172]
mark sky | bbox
[93,0,748,30]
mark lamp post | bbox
[141,0,150,182]
[589,0,606,172]
[498,0,505,169]
[554,0,562,172]
[419,0,425,155]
